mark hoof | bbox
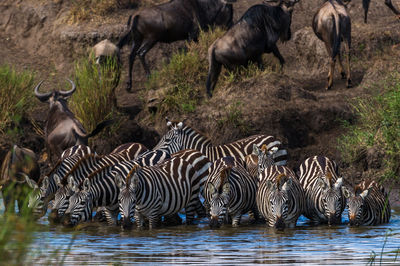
[346,80,353,88]
[341,72,346,79]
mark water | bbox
[24,209,400,265]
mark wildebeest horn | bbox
[59,79,76,97]
[34,81,52,101]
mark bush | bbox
[0,65,35,136]
[69,56,122,141]
[339,71,400,181]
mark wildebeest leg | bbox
[336,53,346,79]
[327,57,336,90]
[385,0,400,15]
[343,36,352,88]
[126,38,142,92]
[205,60,222,98]
[256,55,264,70]
[362,0,371,23]
[138,40,156,78]
[271,44,285,69]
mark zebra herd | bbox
[25,119,391,230]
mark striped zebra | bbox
[256,165,305,230]
[342,180,390,226]
[116,149,210,229]
[245,144,283,181]
[26,145,94,217]
[205,156,258,228]
[153,119,287,165]
[113,157,201,229]
[50,144,148,222]
[298,156,346,225]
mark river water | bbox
[21,208,399,265]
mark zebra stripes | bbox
[257,165,305,229]
[115,157,200,229]
[299,156,346,225]
[153,119,288,165]
[245,144,281,181]
[205,156,258,228]
[342,180,390,226]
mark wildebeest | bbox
[312,0,352,90]
[205,0,300,97]
[34,79,112,165]
[363,0,400,23]
[0,145,40,214]
[117,0,236,92]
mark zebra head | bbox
[252,144,276,180]
[317,175,344,225]
[342,186,368,226]
[264,175,292,230]
[64,177,94,227]
[153,118,184,153]
[207,168,231,228]
[48,174,72,223]
[24,175,46,218]
[115,167,139,229]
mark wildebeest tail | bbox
[86,119,114,138]
[331,13,341,59]
[117,15,137,49]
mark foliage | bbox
[0,65,35,136]
[69,56,123,141]
[339,71,400,181]
[217,101,250,135]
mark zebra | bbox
[25,145,94,217]
[205,156,258,228]
[245,144,284,181]
[153,118,288,165]
[116,149,211,229]
[342,180,390,226]
[298,156,346,225]
[50,143,148,222]
[113,157,201,229]
[256,165,305,230]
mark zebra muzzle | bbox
[122,218,133,229]
[209,216,220,228]
[274,216,285,231]
[49,209,62,223]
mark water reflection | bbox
[1,198,399,265]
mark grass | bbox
[339,71,400,181]
[217,101,250,136]
[69,55,123,141]
[145,27,272,117]
[0,65,35,137]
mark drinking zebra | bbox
[205,156,259,228]
[342,180,390,226]
[153,119,287,165]
[256,165,305,230]
[298,156,346,225]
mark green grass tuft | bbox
[0,65,35,136]
[339,71,400,181]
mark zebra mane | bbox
[125,164,140,188]
[275,173,287,188]
[39,159,62,185]
[61,153,99,185]
[218,167,230,192]
[325,171,333,187]
[77,161,115,189]
[182,125,212,146]
[261,144,268,152]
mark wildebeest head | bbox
[342,186,368,226]
[34,79,76,108]
[317,174,344,225]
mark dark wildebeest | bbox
[0,145,40,214]
[313,0,352,90]
[34,79,112,165]
[117,0,236,92]
[205,0,300,97]
[363,0,400,23]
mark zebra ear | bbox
[252,144,261,155]
[222,183,230,194]
[360,189,369,199]
[115,174,125,189]
[83,178,91,192]
[341,186,353,199]
[207,183,216,194]
[265,180,275,190]
[268,146,279,155]
[43,176,49,189]
[54,174,62,187]
[25,175,38,189]
[68,176,79,193]
[281,178,292,191]
[177,122,183,129]
[166,117,172,127]
[317,177,328,190]
[334,178,343,189]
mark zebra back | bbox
[343,180,390,225]
[299,156,345,225]
[110,142,148,157]
[205,156,258,227]
[155,119,288,165]
[257,165,305,229]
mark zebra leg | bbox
[104,206,119,226]
[135,211,146,229]
[163,213,182,226]
[231,213,242,227]
[185,198,198,225]
[148,213,161,229]
[93,207,108,222]
[249,208,264,224]
[195,199,207,218]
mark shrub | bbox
[69,56,122,141]
[0,65,35,136]
[339,71,400,181]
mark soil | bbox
[0,0,399,189]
